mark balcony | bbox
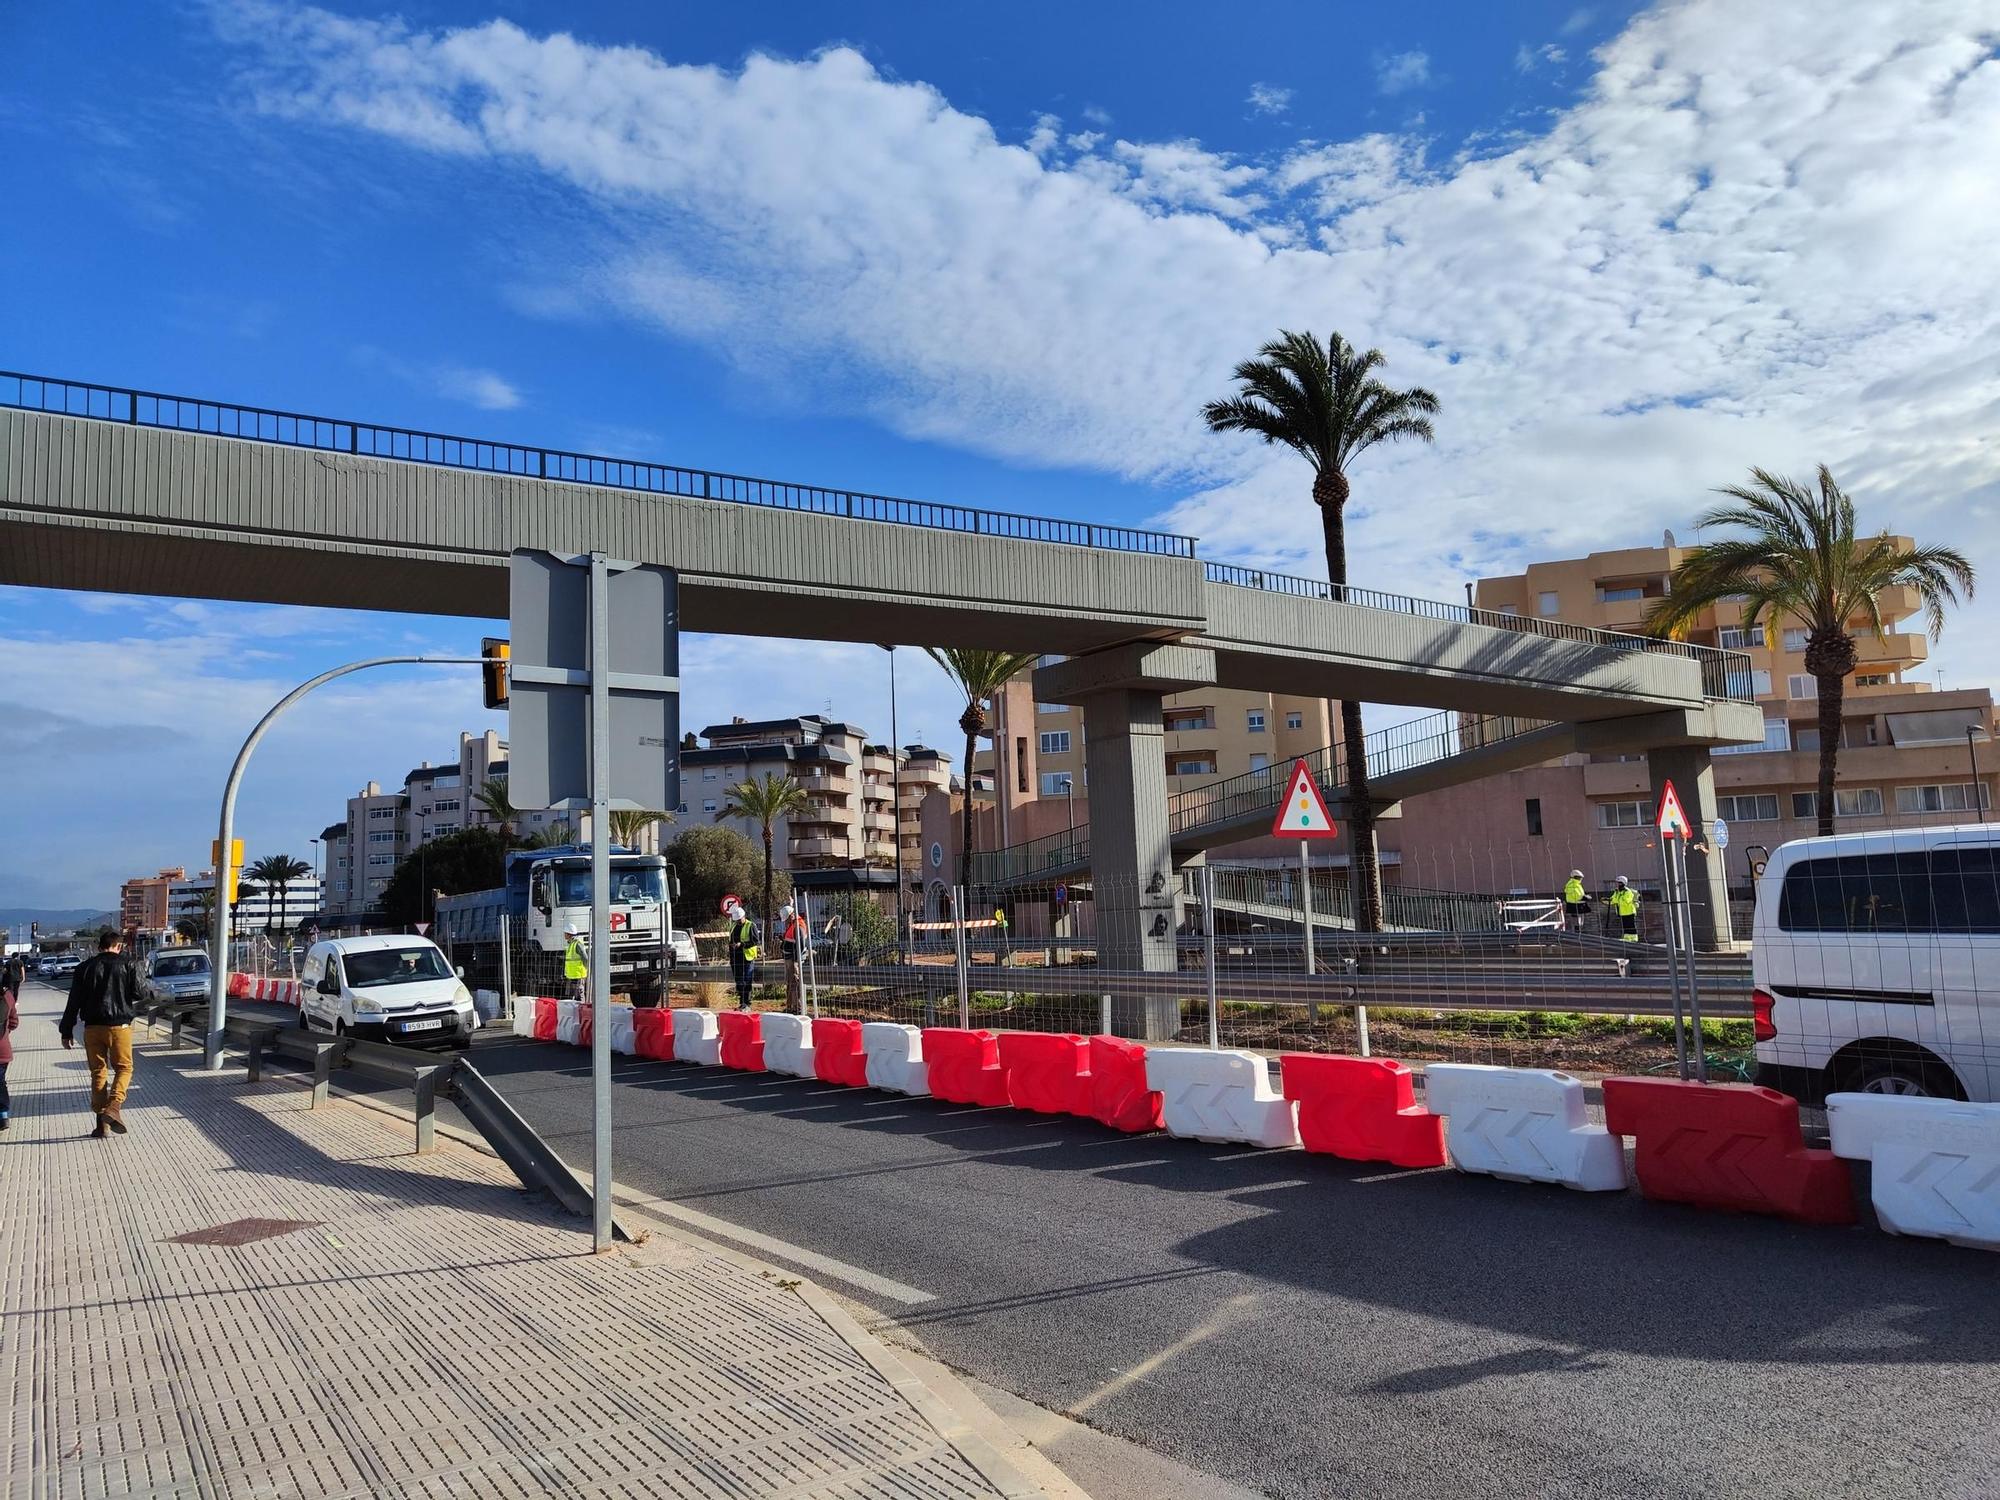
[794,771,852,795]
[862,778,894,802]
[788,836,846,858]
[792,801,855,828]
[861,748,895,770]
[1856,632,1925,668]
[862,810,897,833]
[861,839,898,863]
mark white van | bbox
[1752,825,2000,1102]
[300,935,478,1049]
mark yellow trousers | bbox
[84,1024,134,1114]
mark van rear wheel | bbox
[1847,1054,1961,1099]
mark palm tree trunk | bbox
[1814,672,1843,838]
[959,728,977,897]
[762,821,776,959]
[1316,471,1383,933]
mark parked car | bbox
[34,955,60,977]
[52,953,82,976]
[1753,824,2000,1103]
[146,948,213,1001]
[670,929,700,967]
[299,935,478,1049]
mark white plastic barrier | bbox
[1144,1047,1299,1149]
[556,999,585,1048]
[1423,1063,1626,1192]
[473,988,504,1025]
[760,1013,817,1079]
[607,1004,637,1057]
[672,1008,722,1067]
[861,1022,929,1096]
[1828,1093,2000,1251]
[511,997,537,1038]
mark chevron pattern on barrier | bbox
[717,1011,764,1071]
[672,1008,722,1066]
[1424,1063,1625,1191]
[760,1014,817,1079]
[607,1005,637,1057]
[862,1023,928,1095]
[1828,1094,2000,1251]
[1144,1048,1299,1149]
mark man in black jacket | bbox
[59,931,147,1138]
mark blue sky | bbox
[2,1,1996,909]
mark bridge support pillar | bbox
[1081,687,1181,1038]
[1647,745,1733,949]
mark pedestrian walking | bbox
[59,931,146,1139]
[726,900,760,1011]
[1560,869,1591,932]
[0,962,20,1132]
[1608,876,1641,943]
[562,922,588,1004]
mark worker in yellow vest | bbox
[562,922,588,1002]
[1608,876,1641,942]
[1560,869,1590,931]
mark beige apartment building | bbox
[120,866,186,937]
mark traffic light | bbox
[481,637,510,710]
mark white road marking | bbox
[1070,1293,1260,1414]
[626,1196,936,1306]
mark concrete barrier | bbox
[1144,1047,1299,1149]
[512,996,537,1039]
[672,1008,722,1067]
[1828,1093,2000,1251]
[556,999,585,1048]
[760,1013,816,1078]
[862,1023,929,1096]
[607,1004,637,1057]
[1424,1063,1625,1192]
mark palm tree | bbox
[247,854,313,944]
[1203,330,1439,931]
[720,773,809,940]
[474,775,519,838]
[608,808,675,850]
[923,648,1041,893]
[1646,465,1973,837]
[519,819,575,850]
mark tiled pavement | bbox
[0,983,1037,1499]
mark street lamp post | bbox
[1060,772,1075,831]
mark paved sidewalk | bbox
[0,983,1049,1499]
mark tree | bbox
[666,824,791,929]
[247,854,311,941]
[719,773,809,939]
[175,889,215,944]
[519,819,575,850]
[1646,465,1974,837]
[474,776,518,838]
[608,808,675,850]
[819,891,895,960]
[1203,330,1439,931]
[922,647,1041,892]
[380,827,510,927]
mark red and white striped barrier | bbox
[229,973,302,1007]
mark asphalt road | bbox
[229,1001,2000,1500]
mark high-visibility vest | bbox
[1609,887,1639,918]
[563,938,587,980]
[1562,877,1586,905]
[731,919,761,962]
[994,908,1008,928]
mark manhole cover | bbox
[165,1218,323,1247]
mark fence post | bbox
[1201,866,1219,1050]
[498,913,513,1011]
[952,885,970,1029]
[1099,994,1112,1035]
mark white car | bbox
[299,935,478,1049]
[670,928,700,967]
[146,948,213,1001]
[1753,824,2000,1102]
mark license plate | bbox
[400,1018,444,1033]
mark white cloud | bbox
[433,363,522,410]
[1374,50,1433,96]
[209,1,2000,683]
[1561,8,1597,36]
[1515,43,1568,73]
[1247,82,1293,116]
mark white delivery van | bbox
[1752,825,2000,1103]
[300,935,478,1049]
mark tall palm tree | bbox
[1647,465,1974,837]
[474,775,519,839]
[923,648,1041,893]
[519,819,575,850]
[1203,330,1439,930]
[247,854,312,943]
[720,773,809,940]
[608,808,675,850]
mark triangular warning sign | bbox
[1272,759,1340,840]
[1656,780,1692,840]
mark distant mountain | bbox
[0,908,119,935]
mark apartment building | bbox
[119,866,186,937]
[167,869,319,936]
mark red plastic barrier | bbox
[632,1005,675,1061]
[1601,1077,1855,1225]
[1088,1036,1164,1133]
[999,1033,1094,1117]
[812,1018,868,1087]
[533,997,559,1043]
[717,1010,765,1071]
[228,972,252,999]
[922,1028,1012,1107]
[578,1003,594,1048]
[1281,1055,1446,1168]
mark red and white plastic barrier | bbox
[1423,1063,1625,1191]
[672,1008,722,1067]
[633,1006,675,1061]
[923,1028,1011,1108]
[862,1023,928,1095]
[1282,1055,1447,1170]
[229,973,302,1007]
[512,997,538,1038]
[1828,1093,2000,1251]
[556,999,585,1048]
[1144,1047,1299,1149]
[607,1004,637,1057]
[999,1032,1093,1117]
[760,1014,817,1078]
[813,1018,869,1087]
[717,1010,765,1071]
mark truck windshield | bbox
[554,866,666,904]
[345,946,453,987]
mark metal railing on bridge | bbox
[1202,561,1756,702]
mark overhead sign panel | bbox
[1272,759,1340,840]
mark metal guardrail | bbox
[0,371,1195,560]
[1202,562,1755,702]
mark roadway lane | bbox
[236,1003,2000,1500]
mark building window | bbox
[1038,731,1071,755]
[1598,586,1644,603]
[368,854,394,868]
[1164,711,1214,732]
[1249,753,1270,773]
[1040,772,1075,796]
[1855,673,1892,687]
[1718,625,1766,649]
[432,798,461,814]
[1037,702,1065,714]
[1015,736,1028,794]
[1595,801,1647,829]
[428,823,458,838]
[1895,783,1990,814]
[1717,794,1780,822]
[1525,798,1543,837]
[1716,719,1792,757]
[702,800,718,814]
[1750,669,1773,695]
[1246,710,1266,733]
[1788,674,1815,699]
[1169,757,1217,776]
[367,831,397,845]
[1036,654,1064,668]
[1286,711,1304,730]
[704,769,717,781]
[1537,591,1560,617]
[1783,628,1809,652]
[368,807,397,820]
[1792,789,1885,819]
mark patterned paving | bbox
[0,984,1014,1499]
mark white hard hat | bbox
[564,923,581,936]
[1570,869,1583,879]
[1616,875,1630,885]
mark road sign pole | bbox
[1299,840,1315,977]
[1676,838,1710,1083]
[1201,866,1219,1050]
[1658,832,1689,1081]
[588,553,614,1252]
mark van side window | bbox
[1929,847,2000,934]
[1778,853,1936,933]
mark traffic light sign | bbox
[481,637,510,710]
[212,838,244,869]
